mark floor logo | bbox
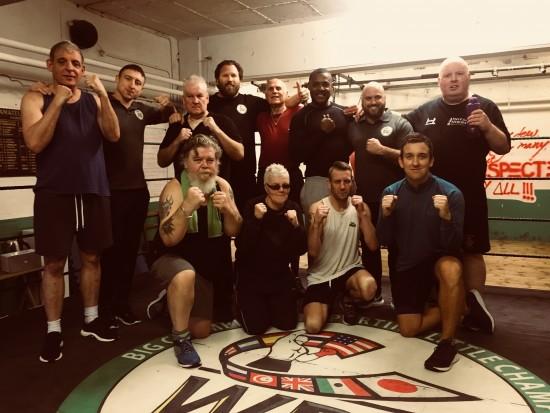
[60,317,550,413]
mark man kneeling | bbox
[304,161,377,333]
[377,133,465,372]
[151,134,242,367]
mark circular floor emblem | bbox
[60,317,550,412]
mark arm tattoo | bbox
[161,216,175,236]
[159,196,174,220]
[228,188,234,201]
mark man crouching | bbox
[151,134,242,367]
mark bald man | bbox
[256,78,305,204]
[405,57,511,334]
[349,82,413,306]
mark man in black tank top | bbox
[21,41,120,363]
[149,135,242,368]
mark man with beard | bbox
[348,82,413,307]
[405,57,510,334]
[149,134,242,367]
[209,60,305,210]
[289,69,356,227]
[158,74,243,182]
[304,162,377,333]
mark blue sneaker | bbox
[174,337,201,368]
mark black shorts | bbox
[34,191,112,257]
[390,258,440,315]
[303,266,362,306]
[151,254,213,320]
[462,188,490,253]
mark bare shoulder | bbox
[21,91,44,108]
[216,176,232,193]
[160,178,182,202]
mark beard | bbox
[217,81,239,98]
[189,174,217,195]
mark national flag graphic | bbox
[226,364,247,381]
[260,332,288,346]
[315,377,371,396]
[236,337,262,351]
[306,332,380,358]
[250,372,278,387]
[224,346,237,357]
[357,373,460,399]
[281,376,314,393]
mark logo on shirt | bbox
[134,109,144,120]
[425,117,436,126]
[447,117,468,127]
[380,126,393,137]
[237,104,248,114]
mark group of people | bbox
[21,40,510,374]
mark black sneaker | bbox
[424,339,459,372]
[81,318,118,342]
[341,297,360,326]
[115,309,141,326]
[466,289,495,334]
[358,295,385,310]
[147,289,167,320]
[39,332,63,363]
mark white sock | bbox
[84,305,99,324]
[47,319,61,333]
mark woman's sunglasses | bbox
[266,183,291,191]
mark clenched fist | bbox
[381,194,397,217]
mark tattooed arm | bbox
[158,179,187,246]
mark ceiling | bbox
[68,0,359,38]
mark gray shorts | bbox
[151,254,213,319]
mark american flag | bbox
[281,376,315,392]
[306,332,379,358]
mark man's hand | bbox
[84,74,108,98]
[313,203,329,225]
[211,190,230,212]
[53,85,73,104]
[296,81,309,104]
[203,116,220,133]
[177,127,192,143]
[351,195,371,219]
[185,186,205,211]
[29,81,52,95]
[169,110,182,124]
[285,209,299,227]
[155,95,171,107]
[254,202,267,220]
[343,105,359,117]
[433,195,451,221]
[467,108,492,133]
[366,138,385,155]
[381,195,397,217]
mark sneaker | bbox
[39,332,63,363]
[147,289,167,320]
[81,318,118,342]
[341,297,360,326]
[105,315,119,329]
[115,309,142,326]
[358,295,385,310]
[174,337,201,368]
[465,289,495,334]
[424,339,459,372]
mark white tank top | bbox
[307,197,362,286]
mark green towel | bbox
[180,171,223,238]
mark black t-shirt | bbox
[104,95,170,190]
[405,95,510,196]
[289,102,352,177]
[348,110,413,202]
[159,112,241,181]
[208,93,269,179]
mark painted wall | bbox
[0,0,177,238]
[194,0,550,81]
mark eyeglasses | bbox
[266,183,291,191]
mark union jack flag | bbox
[306,332,380,358]
[281,376,315,392]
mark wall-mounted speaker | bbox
[68,20,98,49]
